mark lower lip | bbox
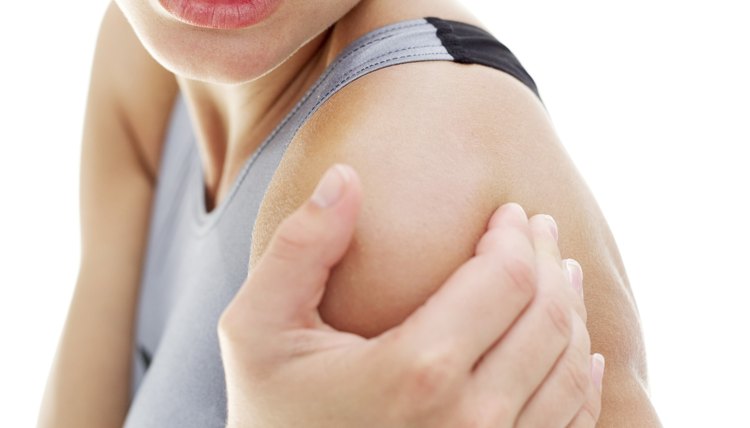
[159,0,282,30]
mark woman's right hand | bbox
[218,164,605,428]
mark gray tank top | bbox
[125,17,540,427]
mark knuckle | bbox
[408,350,458,394]
[573,297,588,324]
[579,396,602,425]
[544,297,572,339]
[217,306,258,354]
[399,347,461,412]
[500,254,537,299]
[217,307,271,381]
[462,400,512,428]
[268,215,316,261]
[570,315,593,357]
[553,277,588,326]
[562,356,592,400]
[217,300,258,344]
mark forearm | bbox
[38,268,138,428]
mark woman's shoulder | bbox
[308,58,547,152]
[274,54,553,205]
[250,57,562,335]
[249,50,654,421]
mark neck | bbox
[177,27,335,210]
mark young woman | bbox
[39,0,659,426]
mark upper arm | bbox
[39,3,176,427]
[252,62,505,334]
[251,61,659,425]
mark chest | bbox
[126,96,283,426]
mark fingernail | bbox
[592,353,605,393]
[489,202,526,229]
[542,215,558,241]
[564,259,584,297]
[506,202,527,218]
[311,164,350,208]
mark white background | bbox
[1,1,748,426]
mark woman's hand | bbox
[218,164,605,427]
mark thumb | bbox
[225,163,362,334]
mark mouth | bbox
[158,0,283,30]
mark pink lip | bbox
[159,0,282,30]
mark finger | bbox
[381,202,537,371]
[566,355,605,428]
[563,258,586,323]
[529,214,587,323]
[469,272,573,414]
[515,316,594,427]
[221,164,362,335]
[469,214,578,412]
[529,213,561,259]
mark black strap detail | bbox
[426,17,541,101]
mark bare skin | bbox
[37,4,177,427]
[221,172,604,427]
[39,0,660,426]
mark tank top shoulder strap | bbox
[248,17,542,170]
[425,17,541,99]
[280,17,542,145]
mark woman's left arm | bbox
[251,61,661,426]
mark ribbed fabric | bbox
[125,17,540,427]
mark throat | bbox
[179,28,336,214]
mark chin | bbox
[116,0,361,84]
[129,20,298,84]
[149,34,290,84]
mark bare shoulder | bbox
[252,59,659,423]
[252,60,556,333]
